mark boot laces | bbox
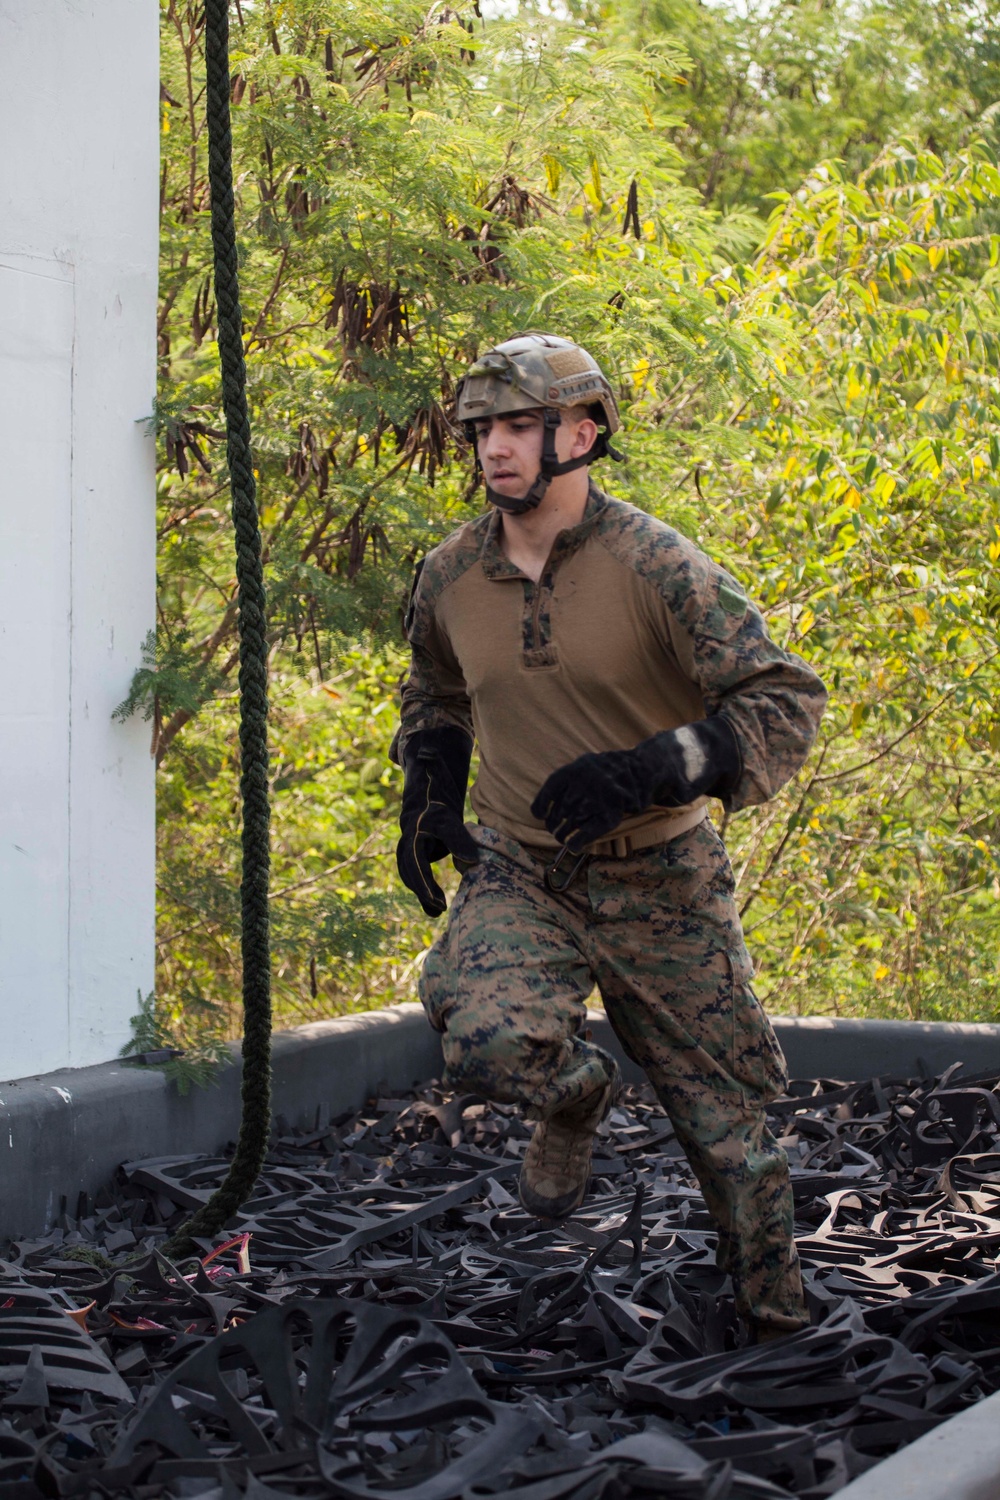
[542,1086,609,1170]
[544,1114,590,1172]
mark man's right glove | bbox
[531,716,742,853]
[397,726,480,917]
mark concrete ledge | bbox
[771,1015,1000,1083]
[833,1388,1000,1500]
[0,1003,444,1239]
[5,1006,1000,1240]
[587,1013,1000,1088]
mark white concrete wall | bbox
[0,1,158,1077]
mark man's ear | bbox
[569,417,598,458]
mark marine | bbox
[391,332,828,1340]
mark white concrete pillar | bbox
[0,1,158,1076]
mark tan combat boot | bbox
[518,1065,622,1221]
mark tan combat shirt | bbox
[395,485,827,851]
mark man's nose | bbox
[482,424,510,459]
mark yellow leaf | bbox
[589,155,603,207]
[851,702,865,730]
[912,605,931,627]
[631,356,651,392]
[874,965,890,981]
[928,244,945,270]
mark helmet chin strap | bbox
[483,409,613,516]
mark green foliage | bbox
[138,0,1000,1035]
[120,989,232,1093]
[61,1246,116,1270]
[600,0,1000,215]
[692,144,1000,1018]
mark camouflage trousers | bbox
[419,818,807,1335]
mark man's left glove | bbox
[397,726,480,917]
[530,717,742,854]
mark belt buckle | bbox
[544,846,588,894]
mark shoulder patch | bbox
[717,581,747,616]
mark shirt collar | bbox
[479,481,609,580]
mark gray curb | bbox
[5,1007,1000,1240]
[0,1003,443,1241]
[832,1387,1000,1499]
[594,1013,1000,1090]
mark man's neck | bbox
[498,473,591,583]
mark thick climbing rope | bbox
[164,0,272,1257]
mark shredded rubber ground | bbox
[3,1066,1000,1499]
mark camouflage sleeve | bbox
[389,559,474,766]
[664,559,827,810]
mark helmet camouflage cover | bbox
[456,332,620,435]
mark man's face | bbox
[474,410,546,504]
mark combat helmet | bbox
[455,333,622,514]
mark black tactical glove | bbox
[530,717,741,854]
[397,726,480,917]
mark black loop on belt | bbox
[544,847,589,893]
